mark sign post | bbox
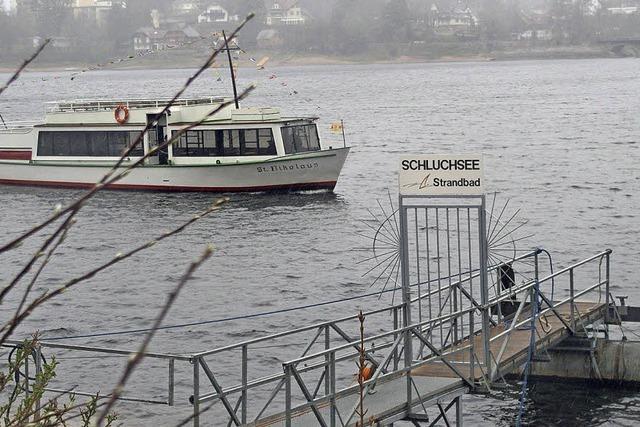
[399,155,484,197]
[398,154,490,402]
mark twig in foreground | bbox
[9,220,72,334]
[96,245,215,426]
[0,13,254,256]
[0,39,51,98]
[0,199,228,345]
[0,82,252,305]
[0,209,76,306]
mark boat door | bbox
[146,113,169,165]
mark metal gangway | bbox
[3,193,613,426]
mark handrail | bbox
[0,120,42,131]
[489,279,608,343]
[197,339,401,403]
[194,256,540,358]
[486,249,611,308]
[281,306,476,366]
[2,340,191,361]
[194,304,402,357]
[45,96,230,113]
[410,249,539,304]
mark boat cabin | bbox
[1,97,324,165]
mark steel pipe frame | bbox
[189,249,543,419]
[266,251,610,424]
[279,329,477,425]
[1,340,190,361]
[190,251,541,361]
[2,248,610,427]
[1,341,179,408]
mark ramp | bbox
[252,376,465,427]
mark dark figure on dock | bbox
[499,263,515,290]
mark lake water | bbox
[0,58,639,425]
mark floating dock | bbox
[4,155,640,426]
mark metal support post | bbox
[324,326,331,397]
[570,269,575,332]
[469,310,475,384]
[456,395,464,426]
[192,357,200,427]
[398,196,413,412]
[393,306,400,370]
[329,352,336,427]
[168,358,175,406]
[605,251,611,322]
[285,364,292,427]
[24,351,30,398]
[34,345,42,422]
[478,197,492,380]
[242,345,248,424]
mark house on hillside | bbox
[3,0,17,15]
[172,0,200,16]
[432,3,478,38]
[517,8,554,41]
[71,0,124,27]
[198,4,238,23]
[133,25,201,52]
[170,0,201,23]
[264,0,310,26]
[607,6,639,14]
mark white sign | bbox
[399,155,484,196]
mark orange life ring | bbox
[114,104,129,125]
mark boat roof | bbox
[45,96,229,114]
[39,97,318,127]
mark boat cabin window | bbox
[37,131,144,157]
[172,129,276,157]
[282,124,320,154]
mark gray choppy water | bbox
[0,58,639,425]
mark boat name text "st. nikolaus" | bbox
[257,162,320,173]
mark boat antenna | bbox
[222,30,240,110]
[0,113,7,130]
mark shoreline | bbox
[0,45,630,73]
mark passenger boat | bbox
[0,97,349,192]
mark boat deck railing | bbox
[45,97,229,114]
[0,120,42,133]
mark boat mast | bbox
[222,30,240,110]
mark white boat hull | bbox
[0,148,350,193]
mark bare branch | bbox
[174,401,218,427]
[0,81,252,305]
[96,245,215,426]
[0,199,228,345]
[105,85,255,187]
[0,39,51,98]
[0,15,254,308]
[0,13,255,255]
[0,82,251,303]
[0,209,76,306]
[10,220,72,330]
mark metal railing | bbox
[45,97,229,114]
[185,249,611,426]
[0,120,42,132]
[1,341,189,408]
[1,249,612,426]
